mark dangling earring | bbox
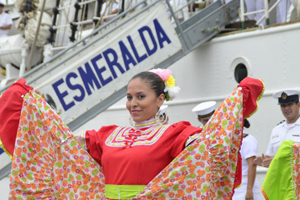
[156,109,167,125]
[129,116,135,127]
[159,113,168,125]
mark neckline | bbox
[284,116,300,127]
[134,118,162,129]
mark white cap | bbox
[273,89,300,98]
[158,105,168,115]
[273,89,300,104]
[192,101,216,117]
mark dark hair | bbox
[244,119,250,128]
[0,3,4,7]
[130,71,165,97]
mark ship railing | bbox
[240,0,270,28]
[240,0,298,28]
[46,0,214,55]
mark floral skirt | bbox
[0,77,264,199]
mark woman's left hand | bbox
[35,89,42,96]
[245,190,254,200]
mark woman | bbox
[232,119,260,200]
[83,70,201,198]
[0,69,264,199]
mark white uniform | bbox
[245,0,266,25]
[101,1,120,16]
[225,0,266,25]
[232,132,260,200]
[0,12,12,37]
[266,117,300,156]
[276,0,291,23]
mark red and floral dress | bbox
[85,120,201,185]
[0,77,264,199]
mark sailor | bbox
[244,0,266,25]
[254,89,300,167]
[276,0,291,23]
[0,3,12,37]
[192,101,216,127]
[225,0,266,25]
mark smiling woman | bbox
[83,70,201,197]
[126,72,165,123]
[0,69,265,199]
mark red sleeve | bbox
[85,130,103,166]
[85,125,118,166]
[238,77,264,118]
[169,121,202,158]
[0,79,33,157]
[232,77,264,190]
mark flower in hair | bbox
[149,68,180,101]
[166,75,175,88]
[149,68,171,81]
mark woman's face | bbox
[126,78,164,123]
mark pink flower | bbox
[149,68,171,81]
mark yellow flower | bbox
[166,75,175,88]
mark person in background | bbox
[192,101,216,127]
[0,3,12,37]
[224,0,267,25]
[244,0,266,25]
[233,119,260,200]
[254,89,300,168]
[276,0,291,23]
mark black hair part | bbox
[244,118,250,128]
[130,71,165,98]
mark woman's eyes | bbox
[127,95,145,100]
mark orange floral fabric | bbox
[137,87,244,199]
[293,143,300,199]
[9,91,105,199]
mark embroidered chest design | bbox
[105,125,169,147]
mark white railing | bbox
[49,0,207,51]
[239,0,270,28]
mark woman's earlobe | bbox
[158,94,165,105]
